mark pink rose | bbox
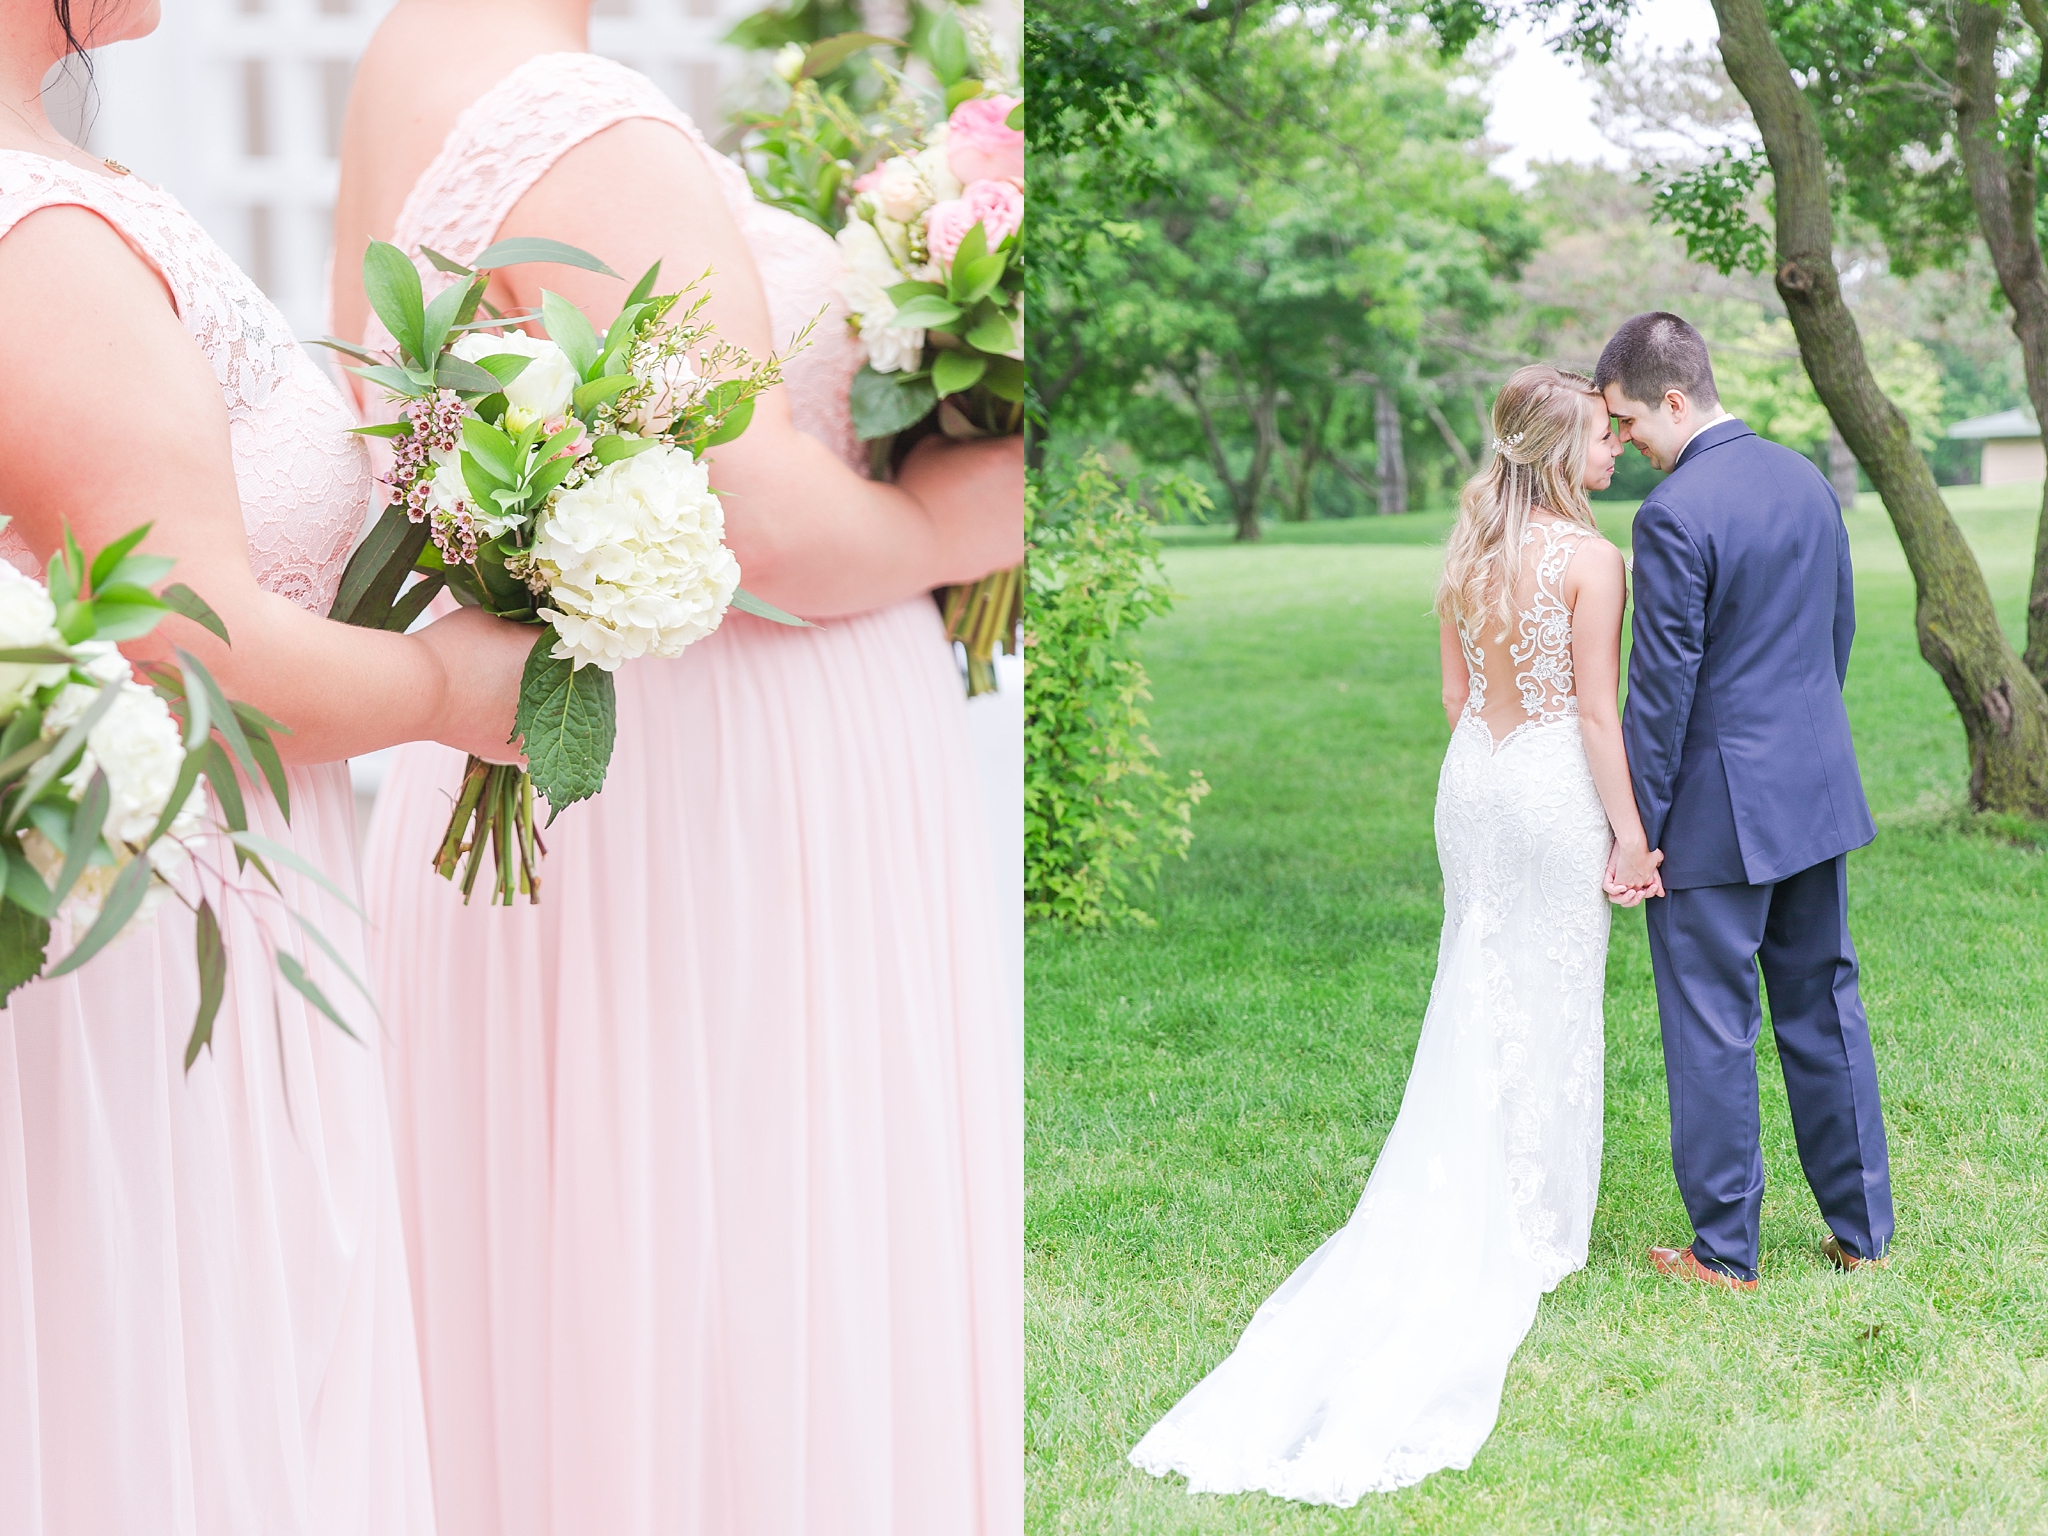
[946,95,1024,186]
[852,165,884,194]
[925,179,1025,269]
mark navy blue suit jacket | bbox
[1623,418,1876,888]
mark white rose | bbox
[0,564,70,716]
[532,442,739,671]
[453,331,580,433]
[915,128,964,203]
[874,157,932,224]
[774,42,807,83]
[836,222,924,375]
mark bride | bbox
[1131,364,1662,1504]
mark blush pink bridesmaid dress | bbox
[0,154,435,1533]
[353,55,1022,1536]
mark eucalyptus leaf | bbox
[277,952,362,1041]
[418,245,476,277]
[350,363,430,397]
[327,501,431,627]
[801,30,904,78]
[463,417,520,483]
[50,770,109,907]
[471,237,622,278]
[471,351,535,385]
[383,571,446,634]
[349,420,413,439]
[572,374,634,415]
[230,831,367,919]
[730,587,816,628]
[309,336,383,365]
[45,853,153,978]
[183,898,225,1069]
[1,842,53,919]
[433,356,511,395]
[159,583,230,644]
[592,434,661,464]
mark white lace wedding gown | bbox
[1130,519,1613,1505]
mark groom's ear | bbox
[1664,389,1690,418]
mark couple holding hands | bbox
[1132,311,1893,1507]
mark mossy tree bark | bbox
[1714,0,2048,817]
[1952,0,2048,688]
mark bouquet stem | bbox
[434,756,545,905]
[939,563,1023,698]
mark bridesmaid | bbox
[330,5,1024,1536]
[0,0,535,1531]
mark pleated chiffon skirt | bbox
[0,762,435,1535]
[361,597,1023,1536]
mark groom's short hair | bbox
[1594,312,1721,411]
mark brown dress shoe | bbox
[1649,1244,1758,1291]
[1822,1234,1888,1272]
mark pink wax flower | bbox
[925,179,1025,269]
[945,95,1024,186]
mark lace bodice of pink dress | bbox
[354,53,1020,1536]
[0,153,433,1534]
[0,156,370,600]
[363,51,866,472]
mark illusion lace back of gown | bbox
[1129,519,1612,1506]
[364,52,866,473]
[0,155,370,598]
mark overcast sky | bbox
[1483,0,1721,183]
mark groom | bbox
[1595,312,1893,1290]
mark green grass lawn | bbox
[1026,483,2048,1534]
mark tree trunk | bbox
[1280,391,1336,521]
[1374,386,1407,516]
[1426,398,1477,479]
[1182,368,1275,541]
[1827,426,1859,509]
[1714,0,2048,816]
[1953,0,2048,687]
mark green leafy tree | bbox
[1025,455,1210,927]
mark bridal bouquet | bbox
[321,238,807,905]
[0,522,329,1066]
[742,23,1025,694]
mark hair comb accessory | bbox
[1491,431,1525,451]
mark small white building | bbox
[1947,407,2044,487]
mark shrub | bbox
[1024,452,1209,927]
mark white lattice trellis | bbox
[59,0,759,339]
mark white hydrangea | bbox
[26,657,207,932]
[836,220,925,375]
[0,562,72,716]
[532,442,739,672]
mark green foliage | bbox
[515,635,618,820]
[1025,455,1210,928]
[1028,487,2048,1530]
[1644,146,1773,276]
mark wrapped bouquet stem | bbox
[321,238,810,905]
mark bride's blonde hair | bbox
[1436,364,1604,635]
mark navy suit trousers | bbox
[1643,854,1893,1280]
